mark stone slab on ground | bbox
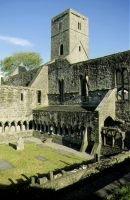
[36,155,48,162]
[0,160,14,170]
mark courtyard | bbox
[0,141,87,185]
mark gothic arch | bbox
[23,121,27,131]
[4,121,10,133]
[104,116,115,127]
[59,44,64,55]
[17,121,22,131]
[10,121,16,132]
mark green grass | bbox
[109,185,130,200]
[0,143,86,185]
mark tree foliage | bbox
[0,52,43,75]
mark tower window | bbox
[37,90,41,104]
[59,21,62,31]
[21,93,24,101]
[60,44,64,55]
[78,22,81,30]
[79,46,81,51]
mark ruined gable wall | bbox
[30,66,48,106]
[3,68,39,87]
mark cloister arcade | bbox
[0,119,94,146]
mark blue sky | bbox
[0,0,129,62]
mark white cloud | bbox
[0,35,33,47]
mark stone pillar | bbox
[1,123,4,133]
[21,122,23,131]
[31,176,36,185]
[103,134,106,146]
[49,171,53,181]
[26,122,29,130]
[80,126,88,152]
[121,132,125,150]
[121,71,124,100]
[128,70,130,113]
[8,122,11,132]
[94,153,100,162]
[39,123,42,132]
[57,125,61,135]
[15,123,17,132]
[112,134,115,147]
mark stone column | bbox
[15,122,17,132]
[2,123,4,133]
[80,126,88,152]
[112,133,115,147]
[8,122,11,132]
[121,71,124,100]
[128,70,130,113]
[39,123,42,132]
[103,134,106,146]
[121,132,125,150]
[26,122,29,130]
[21,122,23,131]
[49,171,54,181]
[57,126,60,135]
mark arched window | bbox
[21,93,23,101]
[80,75,89,102]
[37,90,41,104]
[78,22,81,30]
[58,79,64,104]
[60,44,64,55]
[79,46,81,52]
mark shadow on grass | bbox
[0,159,130,200]
[9,143,17,150]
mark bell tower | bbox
[51,9,89,63]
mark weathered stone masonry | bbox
[0,8,130,155]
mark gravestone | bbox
[16,137,24,151]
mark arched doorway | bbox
[104,116,115,127]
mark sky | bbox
[0,0,129,63]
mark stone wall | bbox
[33,106,98,152]
[51,11,70,60]
[51,9,89,63]
[48,51,129,106]
[48,56,115,105]
[30,65,48,106]
[31,151,130,191]
[116,101,130,122]
[0,85,45,123]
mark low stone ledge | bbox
[30,151,130,190]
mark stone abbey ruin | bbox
[0,8,130,157]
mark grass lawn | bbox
[0,143,86,185]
